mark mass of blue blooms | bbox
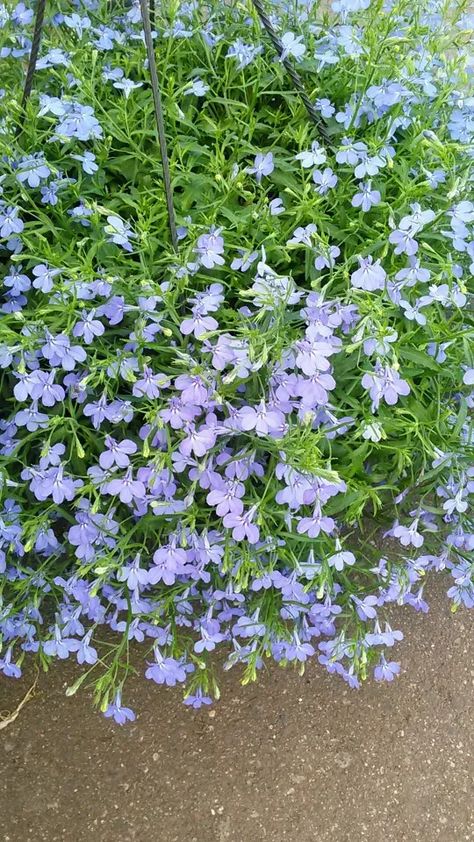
[0,0,473,722]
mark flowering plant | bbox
[0,0,473,721]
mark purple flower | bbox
[99,436,137,469]
[352,595,378,621]
[150,540,188,585]
[295,142,326,168]
[194,229,225,269]
[71,150,98,174]
[104,215,136,252]
[184,689,213,708]
[206,477,245,516]
[223,506,259,543]
[389,228,418,256]
[15,403,49,432]
[194,619,226,653]
[179,425,217,458]
[73,309,105,343]
[463,368,474,386]
[246,152,274,183]
[180,306,218,338]
[0,206,24,237]
[16,153,50,188]
[0,647,22,678]
[117,554,150,589]
[362,364,410,410]
[350,256,386,291]
[29,370,65,407]
[106,469,146,504]
[374,655,400,682]
[34,466,83,504]
[43,625,80,659]
[104,692,136,725]
[351,181,381,212]
[269,197,284,215]
[239,401,286,438]
[297,504,335,538]
[32,263,61,293]
[145,648,187,686]
[392,519,424,548]
[76,630,98,665]
[312,167,338,195]
[327,549,356,571]
[280,31,306,61]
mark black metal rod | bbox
[139,0,178,251]
[17,0,46,129]
[250,0,329,142]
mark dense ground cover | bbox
[0,0,473,721]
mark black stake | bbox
[139,0,178,251]
[16,0,46,134]
[250,0,329,142]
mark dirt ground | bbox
[1,576,473,842]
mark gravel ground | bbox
[1,576,473,842]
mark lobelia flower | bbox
[238,401,286,438]
[350,255,386,291]
[206,476,245,516]
[71,151,98,174]
[279,31,306,61]
[392,519,424,548]
[73,309,105,343]
[374,655,400,682]
[15,153,50,188]
[104,215,136,251]
[194,229,225,269]
[184,78,209,97]
[287,224,317,247]
[327,549,356,571]
[314,245,340,271]
[113,78,144,98]
[351,181,381,212]
[312,167,338,194]
[76,630,98,665]
[132,367,169,399]
[269,197,284,215]
[32,263,61,293]
[145,647,188,686]
[297,503,335,538]
[103,692,136,725]
[295,141,327,168]
[150,540,188,585]
[106,469,146,504]
[226,39,263,69]
[184,689,213,708]
[194,618,226,653]
[0,206,24,237]
[389,227,418,256]
[0,647,22,678]
[43,625,80,659]
[223,505,259,544]
[246,152,274,183]
[362,363,410,410]
[99,436,137,469]
[463,368,474,386]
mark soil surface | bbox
[1,577,473,842]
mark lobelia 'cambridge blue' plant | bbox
[0,0,473,721]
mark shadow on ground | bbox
[1,577,473,842]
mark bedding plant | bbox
[0,0,473,721]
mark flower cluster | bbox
[0,0,473,722]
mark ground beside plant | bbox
[1,577,473,842]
